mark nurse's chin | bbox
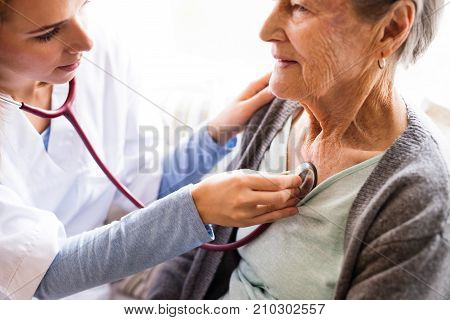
[49,70,78,84]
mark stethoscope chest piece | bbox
[295,162,318,199]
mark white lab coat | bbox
[0,25,164,299]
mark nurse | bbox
[0,0,302,299]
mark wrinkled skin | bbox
[262,0,375,104]
[260,0,414,183]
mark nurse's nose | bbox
[65,17,94,54]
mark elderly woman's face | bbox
[260,0,377,102]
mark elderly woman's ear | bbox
[378,0,416,60]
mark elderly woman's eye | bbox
[292,4,308,13]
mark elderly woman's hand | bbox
[207,73,274,145]
[192,170,301,227]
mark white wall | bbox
[396,4,450,109]
[89,0,450,111]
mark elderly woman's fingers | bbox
[238,73,272,100]
[245,173,302,191]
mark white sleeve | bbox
[0,185,66,300]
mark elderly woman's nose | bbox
[259,7,286,42]
[65,18,94,54]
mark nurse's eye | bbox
[35,27,61,43]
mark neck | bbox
[299,68,408,157]
[0,75,52,109]
[0,75,53,133]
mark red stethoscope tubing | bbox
[21,78,144,210]
[19,77,276,251]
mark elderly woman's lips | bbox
[276,59,297,68]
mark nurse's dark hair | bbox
[351,0,443,65]
[0,0,9,24]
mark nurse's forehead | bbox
[3,0,84,32]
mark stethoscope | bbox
[0,77,318,251]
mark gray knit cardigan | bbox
[146,99,450,300]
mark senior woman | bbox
[127,0,450,300]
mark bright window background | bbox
[89,0,450,112]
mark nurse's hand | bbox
[207,73,274,145]
[192,171,302,227]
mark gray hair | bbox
[352,0,444,65]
